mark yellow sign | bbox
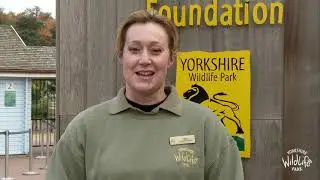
[175,50,251,158]
[147,0,283,27]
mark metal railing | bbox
[32,119,56,147]
[0,129,48,180]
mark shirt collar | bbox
[108,85,183,116]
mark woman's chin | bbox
[130,83,159,94]
[135,85,155,93]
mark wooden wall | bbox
[56,0,319,179]
[283,0,319,179]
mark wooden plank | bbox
[56,115,76,137]
[86,0,118,106]
[243,120,283,180]
[244,1,284,178]
[170,0,215,85]
[178,0,214,51]
[249,0,284,120]
[212,0,249,51]
[116,0,146,91]
[58,0,87,115]
[283,0,320,179]
[56,0,60,139]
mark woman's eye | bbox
[129,47,140,53]
[151,48,162,54]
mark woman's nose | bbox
[139,50,151,64]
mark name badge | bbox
[169,135,195,145]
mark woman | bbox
[46,10,244,180]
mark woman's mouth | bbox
[136,71,155,77]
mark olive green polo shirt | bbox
[46,86,244,180]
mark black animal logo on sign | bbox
[183,84,244,134]
[183,84,209,104]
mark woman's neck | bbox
[125,86,167,105]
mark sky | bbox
[0,0,56,17]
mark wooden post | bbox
[283,0,320,179]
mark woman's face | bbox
[121,22,173,96]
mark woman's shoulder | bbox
[85,98,116,114]
[67,98,116,125]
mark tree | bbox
[24,6,41,17]
[15,15,44,46]
[38,15,56,46]
[0,8,5,24]
[0,8,16,25]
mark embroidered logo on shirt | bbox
[173,148,199,168]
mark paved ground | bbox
[0,147,53,180]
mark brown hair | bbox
[115,9,179,61]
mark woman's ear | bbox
[118,55,123,65]
[114,51,122,64]
[168,56,175,68]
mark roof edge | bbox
[0,72,56,78]
[10,25,27,47]
[0,69,56,73]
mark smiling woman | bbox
[46,9,244,180]
[120,21,173,104]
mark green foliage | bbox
[16,16,43,29]
[50,24,56,44]
[15,26,42,46]
[32,80,56,120]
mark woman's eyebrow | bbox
[149,41,162,45]
[127,40,162,44]
[127,40,141,44]
[126,40,166,48]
